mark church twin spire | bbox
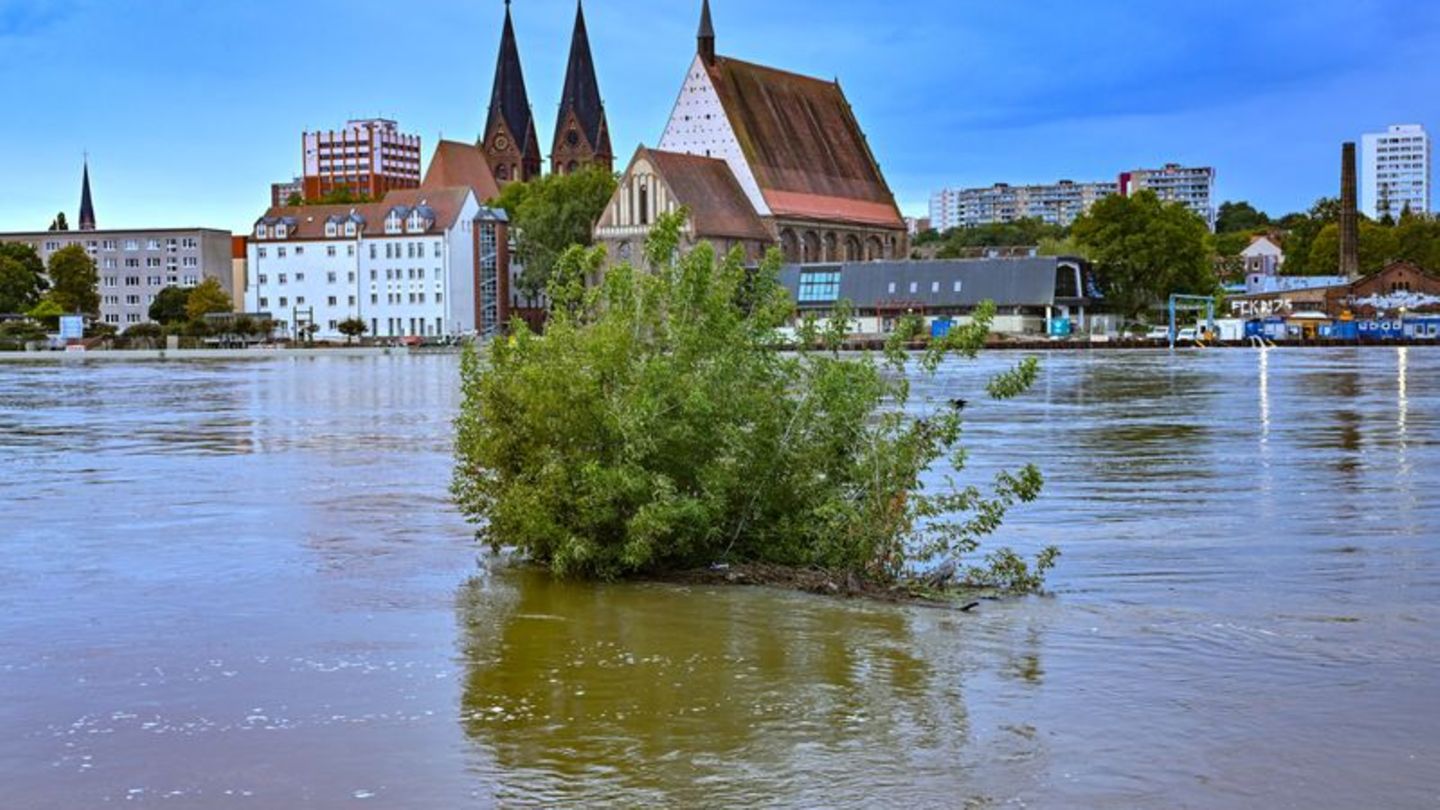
[481,0,612,185]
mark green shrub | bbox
[453,212,1055,589]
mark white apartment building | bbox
[929,180,1118,231]
[1361,124,1431,220]
[0,228,233,327]
[1119,164,1216,230]
[245,186,507,341]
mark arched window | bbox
[567,161,579,174]
[639,182,650,226]
[823,233,838,262]
[865,236,884,262]
[845,235,862,262]
[780,229,800,264]
[802,231,821,264]
[496,164,510,182]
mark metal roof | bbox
[780,258,1086,310]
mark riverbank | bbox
[0,346,408,362]
[659,563,997,609]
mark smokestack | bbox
[1340,142,1360,279]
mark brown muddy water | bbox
[0,349,1436,808]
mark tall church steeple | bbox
[698,0,716,66]
[482,0,541,185]
[551,1,612,175]
[79,158,96,231]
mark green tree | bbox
[285,192,303,207]
[491,165,618,297]
[1307,220,1400,276]
[1393,216,1440,271]
[46,245,100,314]
[148,286,193,324]
[1216,201,1270,234]
[0,242,49,313]
[48,212,70,231]
[26,298,64,329]
[337,317,368,344]
[935,218,1067,257]
[1071,190,1215,318]
[453,211,1056,589]
[184,278,232,322]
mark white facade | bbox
[658,55,771,217]
[1362,124,1432,220]
[929,180,1118,231]
[244,192,481,341]
[1120,164,1216,230]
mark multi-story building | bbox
[1361,124,1432,220]
[244,186,512,341]
[270,177,303,208]
[0,228,234,327]
[929,180,1118,231]
[1119,164,1216,230]
[301,119,422,202]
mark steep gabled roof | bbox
[423,140,501,202]
[705,56,903,229]
[485,2,538,156]
[555,1,609,155]
[643,148,770,242]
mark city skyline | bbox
[1,0,1437,232]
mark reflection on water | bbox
[1,349,1438,808]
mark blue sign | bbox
[59,316,85,340]
[1049,317,1072,337]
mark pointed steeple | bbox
[698,0,716,66]
[482,0,541,184]
[78,158,96,231]
[552,0,612,174]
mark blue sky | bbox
[1,0,1436,232]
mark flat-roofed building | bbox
[0,227,234,328]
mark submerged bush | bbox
[453,212,1056,589]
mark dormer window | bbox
[385,216,401,234]
[325,223,337,237]
[407,213,424,233]
[275,224,288,238]
[344,222,356,237]
[254,224,267,239]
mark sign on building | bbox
[59,316,85,341]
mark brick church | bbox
[594,0,908,266]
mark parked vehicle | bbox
[1144,326,1170,341]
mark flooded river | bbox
[1,349,1436,808]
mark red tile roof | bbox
[422,141,501,202]
[255,186,472,240]
[643,148,771,242]
[706,56,903,229]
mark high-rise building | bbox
[481,0,542,185]
[929,180,1118,231]
[301,119,422,202]
[1119,164,1216,230]
[551,1,612,175]
[1361,124,1431,220]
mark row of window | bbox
[45,237,198,253]
[255,268,441,286]
[257,293,443,309]
[254,241,442,259]
[102,275,199,288]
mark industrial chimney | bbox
[1340,142,1360,279]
